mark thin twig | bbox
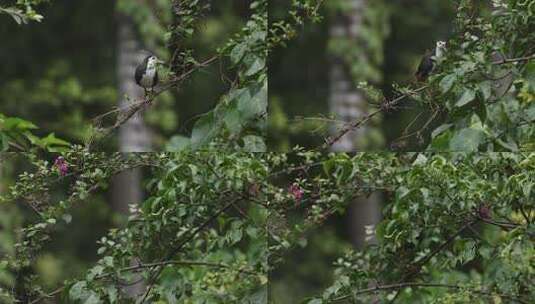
[96,260,257,280]
[322,86,429,150]
[28,287,65,304]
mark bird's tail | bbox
[414,72,426,83]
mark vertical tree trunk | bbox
[328,0,368,152]
[328,0,381,249]
[112,12,151,297]
[116,14,152,153]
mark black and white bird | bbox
[415,41,446,82]
[135,55,160,95]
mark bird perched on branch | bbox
[415,41,446,82]
[135,55,161,96]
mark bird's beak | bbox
[156,59,165,64]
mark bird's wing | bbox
[415,55,434,78]
[135,64,144,85]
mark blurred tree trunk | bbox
[329,0,368,152]
[328,0,381,249]
[111,12,151,297]
[116,15,152,152]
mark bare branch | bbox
[322,86,429,150]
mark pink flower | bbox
[288,183,304,203]
[54,156,68,176]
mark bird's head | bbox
[435,41,447,58]
[146,55,159,69]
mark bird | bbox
[415,41,446,82]
[135,55,160,96]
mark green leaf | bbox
[495,137,518,151]
[2,117,38,131]
[0,134,9,151]
[84,294,102,304]
[478,81,492,100]
[87,265,104,281]
[107,286,118,303]
[525,104,535,120]
[230,43,247,65]
[0,7,27,25]
[455,89,476,107]
[223,103,243,134]
[439,74,456,93]
[238,83,267,120]
[165,135,191,151]
[191,112,217,148]
[41,133,71,147]
[474,101,487,123]
[244,55,265,77]
[449,128,485,151]
[242,135,266,152]
[69,281,89,301]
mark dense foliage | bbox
[1,1,534,304]
[1,151,533,303]
[269,152,533,303]
[1,151,268,303]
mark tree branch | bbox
[385,219,477,303]
[89,55,219,149]
[322,86,429,150]
[330,282,528,303]
[492,53,535,65]
[96,259,258,280]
